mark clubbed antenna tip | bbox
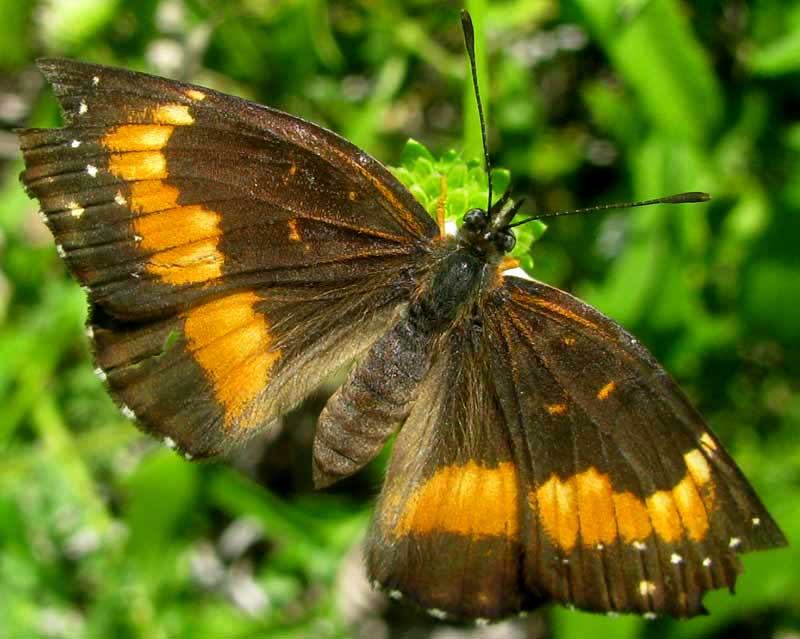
[461,10,493,215]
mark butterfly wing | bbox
[487,275,785,617]
[18,58,437,457]
[367,324,533,620]
[367,274,786,620]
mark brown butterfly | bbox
[17,11,785,623]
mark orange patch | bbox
[613,491,653,542]
[135,205,221,251]
[597,381,616,400]
[672,476,709,541]
[108,151,167,181]
[534,468,618,551]
[185,89,207,101]
[683,448,712,486]
[394,461,519,540]
[125,180,222,285]
[533,474,579,552]
[134,201,222,285]
[102,124,173,151]
[532,461,715,550]
[546,403,567,415]
[575,467,618,547]
[646,491,683,543]
[287,219,301,241]
[348,190,357,201]
[183,292,281,427]
[128,180,180,214]
[563,337,576,346]
[153,104,194,125]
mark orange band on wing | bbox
[394,461,519,541]
[108,151,168,181]
[127,180,181,214]
[134,202,223,285]
[101,103,193,178]
[613,491,653,542]
[533,471,580,551]
[531,451,716,552]
[183,292,281,428]
[125,178,223,285]
[103,124,174,151]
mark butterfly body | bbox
[314,238,496,487]
[18,58,785,623]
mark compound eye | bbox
[463,208,487,230]
[496,231,516,253]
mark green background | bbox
[1,1,798,638]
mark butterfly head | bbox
[458,190,524,259]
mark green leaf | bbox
[399,138,436,164]
[0,0,33,69]
[749,7,800,75]
[122,450,199,569]
[390,140,546,274]
[575,0,722,141]
[36,0,120,51]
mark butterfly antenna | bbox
[461,10,493,215]
[506,192,711,229]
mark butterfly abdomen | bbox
[312,248,487,488]
[312,314,434,488]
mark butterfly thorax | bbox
[407,195,522,336]
[409,247,489,333]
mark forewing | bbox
[19,58,436,318]
[483,275,786,617]
[18,58,435,456]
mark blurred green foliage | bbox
[1,1,798,638]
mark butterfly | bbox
[17,14,786,623]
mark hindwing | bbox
[368,325,530,620]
